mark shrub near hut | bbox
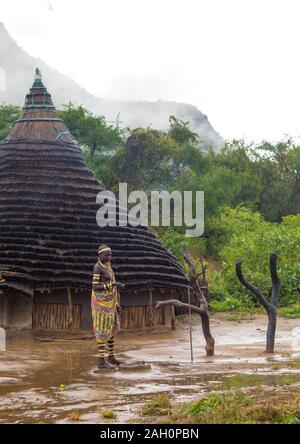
[210,207,300,309]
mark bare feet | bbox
[97,357,116,369]
[107,355,124,366]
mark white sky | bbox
[1,0,300,141]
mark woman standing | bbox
[91,245,125,369]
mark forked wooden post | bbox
[236,253,281,353]
[67,287,73,334]
[155,246,215,356]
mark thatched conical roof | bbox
[0,69,188,295]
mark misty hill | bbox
[0,22,223,150]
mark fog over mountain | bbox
[0,22,223,150]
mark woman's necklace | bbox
[98,260,114,279]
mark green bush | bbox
[277,303,300,319]
[210,296,250,312]
[209,207,300,307]
[159,228,206,265]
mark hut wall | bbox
[32,287,179,331]
[120,305,172,330]
[33,289,91,330]
[0,293,33,329]
[33,303,82,330]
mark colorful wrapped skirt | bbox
[91,289,121,341]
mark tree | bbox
[168,115,199,145]
[58,104,124,156]
[156,246,215,356]
[246,137,300,221]
[209,207,300,307]
[0,105,21,141]
[109,127,180,191]
[236,254,280,353]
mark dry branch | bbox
[156,246,215,356]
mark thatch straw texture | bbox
[0,70,188,295]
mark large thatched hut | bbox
[0,69,188,331]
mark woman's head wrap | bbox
[98,245,111,255]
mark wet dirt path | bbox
[0,315,300,423]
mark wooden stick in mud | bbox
[236,253,281,353]
[187,285,194,363]
[67,287,73,334]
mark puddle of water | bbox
[1,316,300,423]
[211,372,300,390]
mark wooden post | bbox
[171,305,176,330]
[187,285,194,363]
[67,287,73,334]
[148,288,153,331]
[2,295,8,329]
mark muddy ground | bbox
[0,314,300,424]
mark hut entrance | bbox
[32,303,81,330]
